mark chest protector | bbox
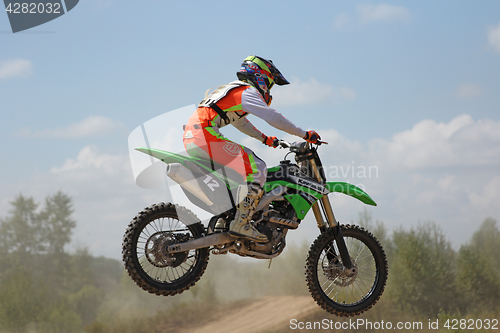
[198,82,250,126]
[198,82,249,108]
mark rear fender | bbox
[136,147,241,188]
[136,147,240,213]
[135,147,194,165]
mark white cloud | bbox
[357,4,411,24]
[359,115,500,245]
[51,145,126,174]
[19,116,126,138]
[271,78,356,106]
[369,114,500,169]
[455,84,483,98]
[488,22,500,54]
[333,4,410,30]
[468,177,500,211]
[0,59,33,80]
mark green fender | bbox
[135,147,241,189]
[135,147,192,165]
[283,182,376,220]
[325,182,377,206]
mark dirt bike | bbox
[122,139,388,316]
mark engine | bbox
[209,198,300,259]
[249,200,299,255]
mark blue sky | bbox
[1,1,500,258]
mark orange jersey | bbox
[187,80,307,140]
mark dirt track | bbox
[187,296,317,333]
[190,296,318,333]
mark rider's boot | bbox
[229,183,267,243]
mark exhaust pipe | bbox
[166,163,214,206]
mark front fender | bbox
[325,182,377,206]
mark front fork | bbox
[308,156,354,270]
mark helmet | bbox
[237,55,289,105]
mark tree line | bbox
[0,193,499,332]
[366,212,500,318]
[0,193,121,333]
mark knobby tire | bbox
[122,202,209,296]
[305,225,388,316]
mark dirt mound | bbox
[186,296,317,333]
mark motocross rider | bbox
[183,55,321,243]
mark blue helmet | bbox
[237,55,289,104]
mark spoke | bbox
[132,213,202,285]
[351,280,365,301]
[355,251,375,262]
[174,266,182,280]
[353,278,371,297]
[159,217,165,233]
[160,268,168,282]
[315,235,378,306]
[352,241,364,258]
[355,276,372,295]
[332,287,341,301]
[322,279,336,294]
[151,219,159,233]
[356,261,376,270]
[165,268,172,282]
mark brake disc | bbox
[322,257,358,287]
[145,232,189,268]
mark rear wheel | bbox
[305,225,388,316]
[122,203,209,296]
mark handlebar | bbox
[274,139,328,149]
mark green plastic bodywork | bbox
[280,182,376,220]
[284,194,313,219]
[136,147,189,165]
[135,147,241,189]
[263,181,324,199]
[136,148,377,220]
[325,182,377,206]
[266,166,281,173]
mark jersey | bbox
[186,80,307,141]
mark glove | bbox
[263,135,278,148]
[304,130,321,144]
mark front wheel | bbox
[305,225,388,316]
[122,203,209,296]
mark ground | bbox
[181,296,317,333]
